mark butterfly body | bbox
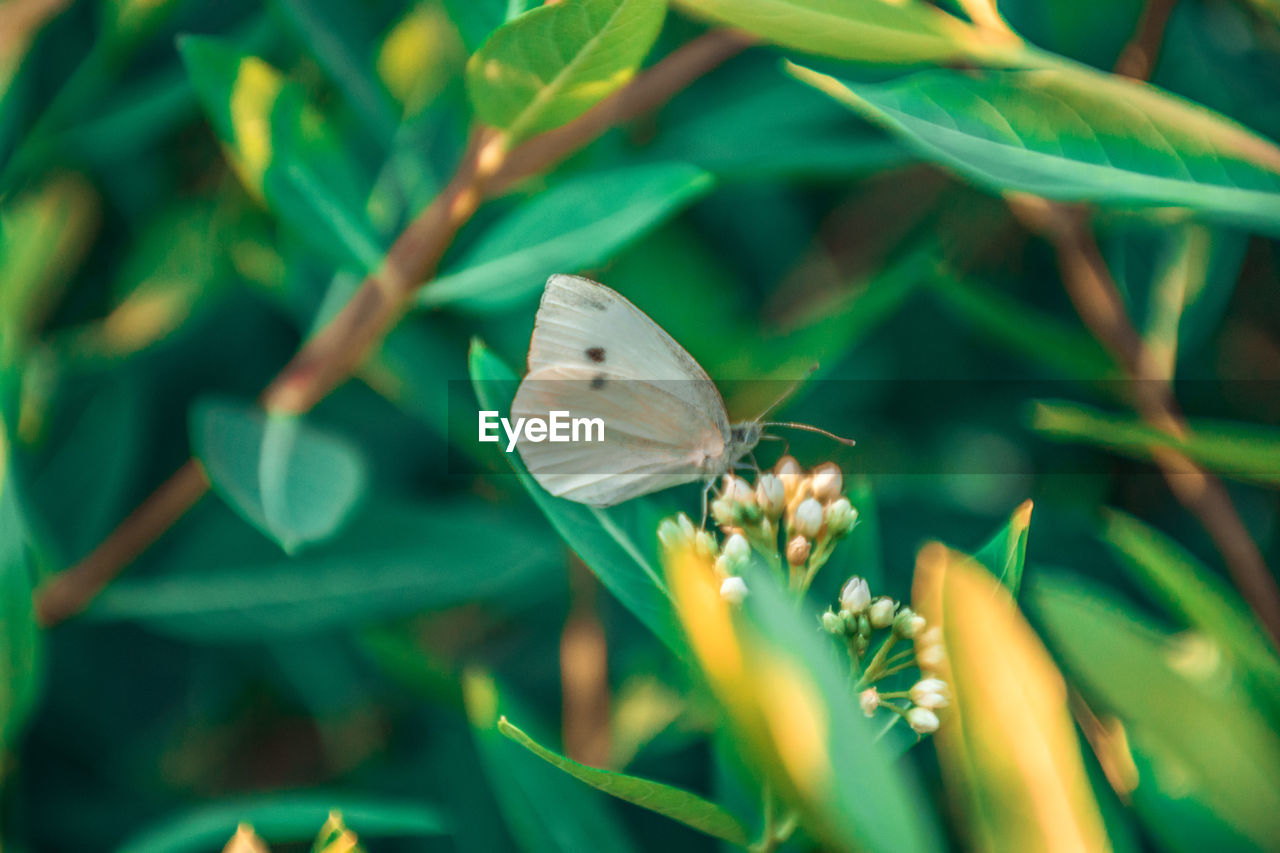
[512,275,759,507]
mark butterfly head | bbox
[728,422,762,460]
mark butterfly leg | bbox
[700,479,715,529]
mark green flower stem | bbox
[855,634,899,689]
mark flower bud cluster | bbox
[705,458,861,595]
[820,575,948,738]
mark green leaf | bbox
[648,60,911,180]
[1100,509,1280,706]
[673,0,1010,65]
[497,716,750,845]
[86,500,558,640]
[790,63,1280,235]
[929,270,1117,379]
[468,340,685,654]
[191,398,368,553]
[1030,399,1280,487]
[974,500,1033,596]
[114,794,448,853]
[418,163,713,311]
[272,0,402,143]
[444,0,531,53]
[681,558,941,853]
[1032,574,1280,851]
[466,0,666,143]
[0,174,98,358]
[464,672,640,853]
[179,37,382,270]
[0,419,41,759]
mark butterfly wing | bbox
[512,365,727,506]
[525,274,731,434]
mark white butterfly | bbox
[511,274,849,507]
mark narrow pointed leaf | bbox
[791,63,1280,235]
[913,546,1110,853]
[419,163,712,311]
[498,717,749,846]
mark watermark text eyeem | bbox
[478,410,605,452]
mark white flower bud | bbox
[657,514,695,551]
[907,706,940,734]
[774,456,802,500]
[694,530,718,559]
[820,609,844,634]
[791,498,824,539]
[893,608,925,638]
[755,474,785,518]
[721,474,753,505]
[868,597,896,629]
[859,688,880,718]
[917,643,946,670]
[786,535,811,567]
[710,499,734,526]
[722,533,750,567]
[719,576,748,605]
[910,684,950,710]
[839,576,871,614]
[811,462,843,503]
[824,498,857,537]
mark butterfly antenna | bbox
[754,364,819,420]
[761,421,857,447]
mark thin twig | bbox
[1009,197,1280,645]
[1114,0,1179,79]
[33,30,751,627]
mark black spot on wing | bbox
[586,347,605,363]
[591,374,607,390]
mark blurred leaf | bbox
[468,340,685,654]
[1031,399,1280,487]
[419,162,713,311]
[1032,574,1280,851]
[973,499,1033,596]
[791,64,1280,235]
[649,60,911,180]
[87,500,558,640]
[191,398,369,553]
[311,812,364,853]
[1104,222,1247,369]
[272,0,401,143]
[116,794,447,853]
[673,0,1012,65]
[0,173,98,355]
[443,0,530,53]
[464,671,640,853]
[377,3,460,117]
[913,545,1110,853]
[466,0,666,143]
[1100,509,1280,706]
[221,825,270,853]
[179,38,382,270]
[929,270,1117,379]
[498,716,749,845]
[0,418,41,760]
[665,544,939,852]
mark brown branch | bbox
[33,30,751,627]
[1114,0,1179,80]
[1010,196,1280,646]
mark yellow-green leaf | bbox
[913,544,1110,853]
[466,0,666,143]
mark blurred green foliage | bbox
[2,0,1280,851]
